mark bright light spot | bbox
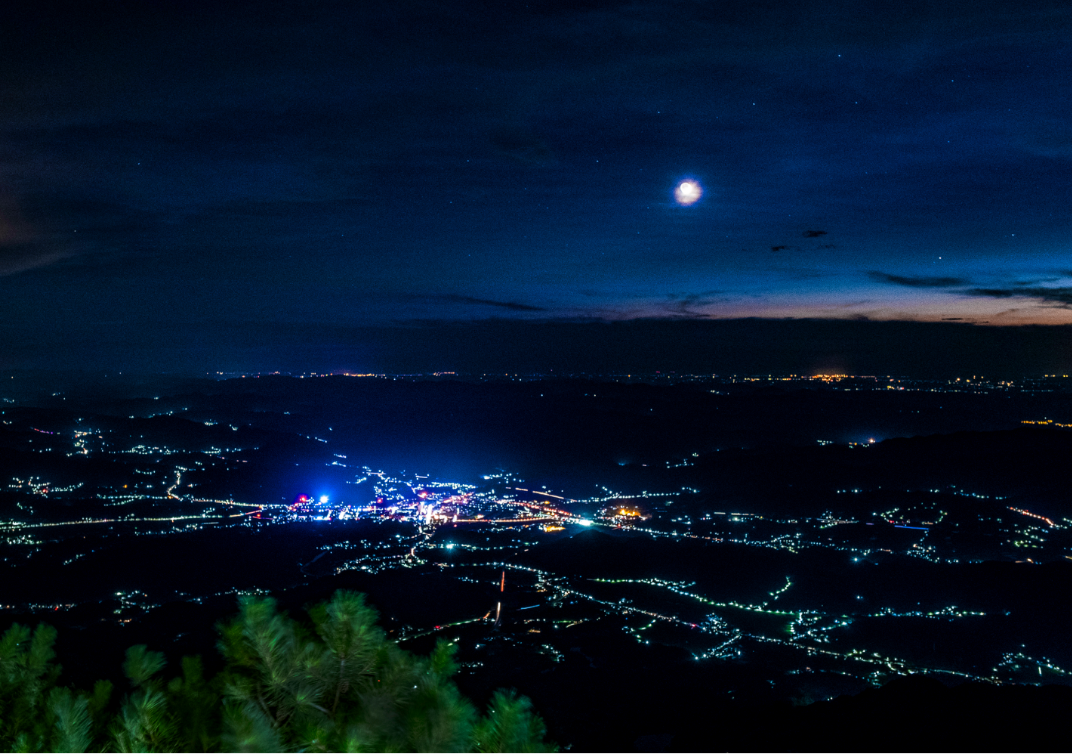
[319,495,329,503]
[675,180,702,205]
[577,519,593,527]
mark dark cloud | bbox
[968,288,1020,299]
[771,245,790,252]
[967,287,1072,308]
[442,295,547,312]
[802,230,827,238]
[868,272,969,288]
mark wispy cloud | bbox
[442,295,547,312]
[658,292,726,317]
[868,271,969,288]
[967,286,1072,308]
[0,199,70,276]
[870,270,1072,309]
[0,243,77,277]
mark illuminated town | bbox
[2,371,1072,747]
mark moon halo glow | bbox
[674,180,702,205]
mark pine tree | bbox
[473,689,553,753]
[110,645,178,752]
[0,623,62,751]
[0,589,555,752]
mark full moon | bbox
[674,180,702,205]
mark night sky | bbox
[3,0,1072,375]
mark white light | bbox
[577,519,593,527]
[319,495,329,503]
[675,180,702,205]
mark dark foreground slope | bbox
[667,676,1072,753]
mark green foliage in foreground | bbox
[0,591,553,752]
